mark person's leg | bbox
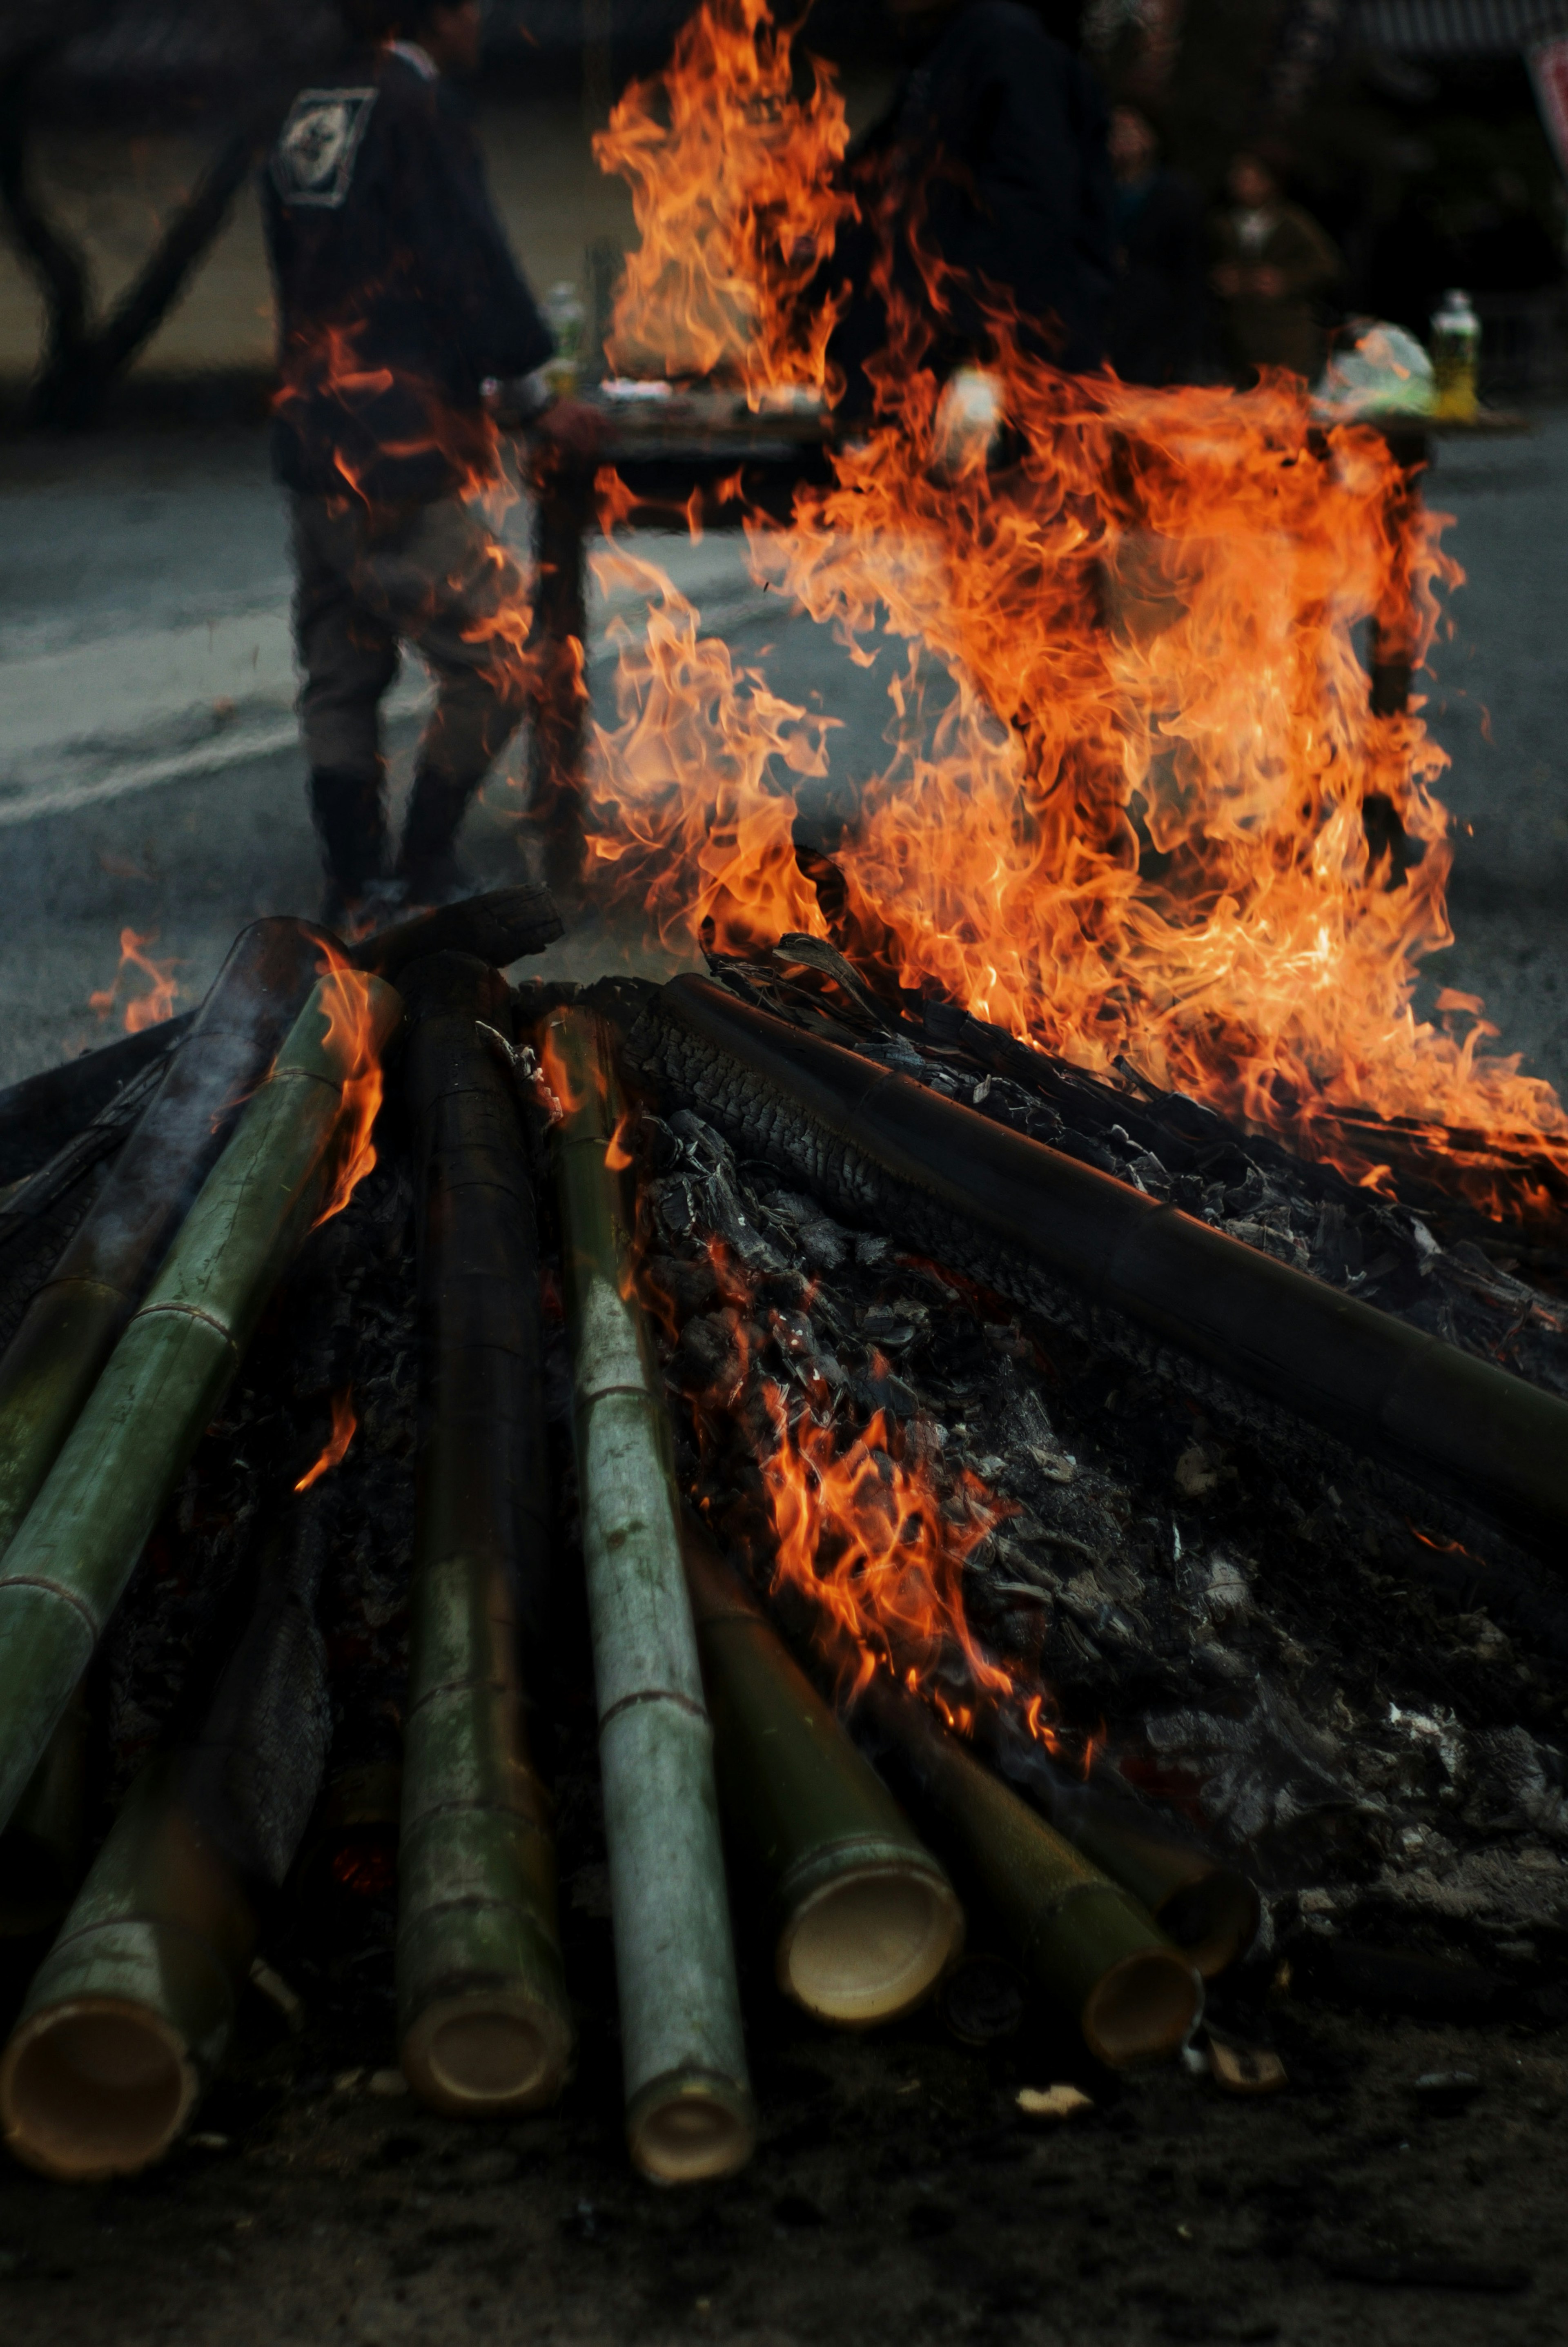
[352,497,532,901]
[291,495,399,917]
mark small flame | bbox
[89,927,179,1034]
[312,960,386,1227]
[295,1389,357,1490]
[605,1109,637,1171]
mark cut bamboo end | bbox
[401,1987,575,2118]
[1080,1942,1206,2068]
[626,2069,757,2186]
[1154,1870,1261,1982]
[0,1996,198,2182]
[777,1857,963,2025]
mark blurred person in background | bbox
[1209,145,1340,385]
[1106,101,1207,385]
[827,0,1115,411]
[263,0,578,926]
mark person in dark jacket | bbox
[262,0,563,920]
[1106,102,1206,385]
[829,0,1114,411]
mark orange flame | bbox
[593,0,853,395]
[312,960,386,1227]
[295,1389,357,1490]
[89,927,179,1035]
[583,2,1568,1227]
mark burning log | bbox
[0,1489,333,2182]
[0,971,402,1837]
[624,977,1568,1562]
[682,1520,964,2026]
[395,954,574,2118]
[0,920,327,1566]
[352,884,563,981]
[543,1005,754,2183]
[859,1678,1202,2068]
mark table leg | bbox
[528,450,595,902]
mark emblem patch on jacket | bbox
[273,89,377,209]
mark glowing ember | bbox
[89,927,180,1035]
[592,0,852,393]
[295,1389,357,1490]
[584,0,1568,1228]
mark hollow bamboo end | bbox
[779,1863,964,2026]
[626,2071,756,2186]
[401,1990,574,2118]
[1080,1948,1203,2069]
[0,1997,199,2181]
[1156,1871,1261,1981]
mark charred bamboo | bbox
[0,1492,332,2180]
[860,1677,1202,2066]
[0,970,402,1836]
[544,1006,754,2183]
[396,954,573,2117]
[0,918,327,1564]
[683,1523,963,2024]
[353,884,562,980]
[626,978,1568,1561]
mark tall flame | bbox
[89,927,180,1035]
[586,1,1568,1226]
[593,0,852,393]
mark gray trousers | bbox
[290,492,533,790]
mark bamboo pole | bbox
[543,1006,754,2184]
[860,1678,1202,2067]
[396,954,573,2117]
[353,884,562,980]
[683,1522,963,2025]
[0,1490,333,2180]
[631,977,1568,1560]
[0,1686,89,1942]
[0,969,402,1837]
[986,1725,1258,1980]
[0,917,327,1563]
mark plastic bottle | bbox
[542,281,586,396]
[1430,288,1481,421]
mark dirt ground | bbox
[0,1965,1563,2347]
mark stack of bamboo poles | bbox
[0,933,1258,2186]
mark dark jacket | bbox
[1109,167,1207,385]
[831,0,1113,403]
[261,45,552,503]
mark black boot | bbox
[396,766,477,906]
[311,766,390,927]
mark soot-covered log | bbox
[396,953,573,2118]
[622,975,1568,1564]
[0,973,402,1836]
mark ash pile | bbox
[0,895,1564,2194]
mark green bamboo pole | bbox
[0,917,327,1561]
[0,1686,89,1942]
[1038,1789,1258,1982]
[0,970,402,1838]
[396,954,573,2117]
[683,1523,964,2026]
[0,1483,335,2180]
[0,1754,257,2181]
[543,1006,754,2184]
[860,1679,1202,2067]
